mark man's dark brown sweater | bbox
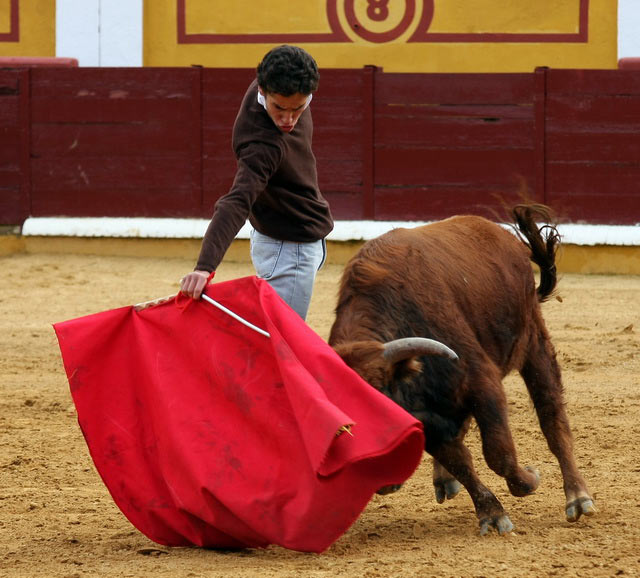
[196,80,334,272]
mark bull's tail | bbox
[512,204,560,302]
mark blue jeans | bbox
[250,230,326,320]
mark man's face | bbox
[259,87,311,133]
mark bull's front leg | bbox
[426,436,514,535]
[432,459,462,503]
[469,372,541,498]
[432,417,470,503]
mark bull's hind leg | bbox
[520,323,595,522]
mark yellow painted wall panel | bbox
[0,0,55,57]
[146,0,617,72]
[0,1,619,72]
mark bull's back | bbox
[338,215,537,370]
[365,215,532,295]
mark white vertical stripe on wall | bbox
[56,0,100,66]
[56,0,143,67]
[619,0,640,59]
[100,0,143,66]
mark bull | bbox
[328,204,595,535]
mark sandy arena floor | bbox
[1,251,638,578]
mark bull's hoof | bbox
[566,496,597,522]
[434,479,462,504]
[376,484,403,495]
[479,514,514,536]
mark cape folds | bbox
[54,276,424,552]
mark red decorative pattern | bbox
[344,0,416,43]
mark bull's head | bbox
[333,337,458,395]
[333,337,458,497]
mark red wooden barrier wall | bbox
[29,68,201,218]
[0,69,27,224]
[545,69,640,224]
[373,71,539,220]
[1,66,639,226]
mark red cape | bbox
[54,276,424,552]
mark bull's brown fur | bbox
[329,204,594,535]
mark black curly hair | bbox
[257,45,319,96]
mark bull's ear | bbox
[332,340,384,367]
[392,357,423,382]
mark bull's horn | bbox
[383,337,458,364]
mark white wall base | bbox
[20,217,640,247]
